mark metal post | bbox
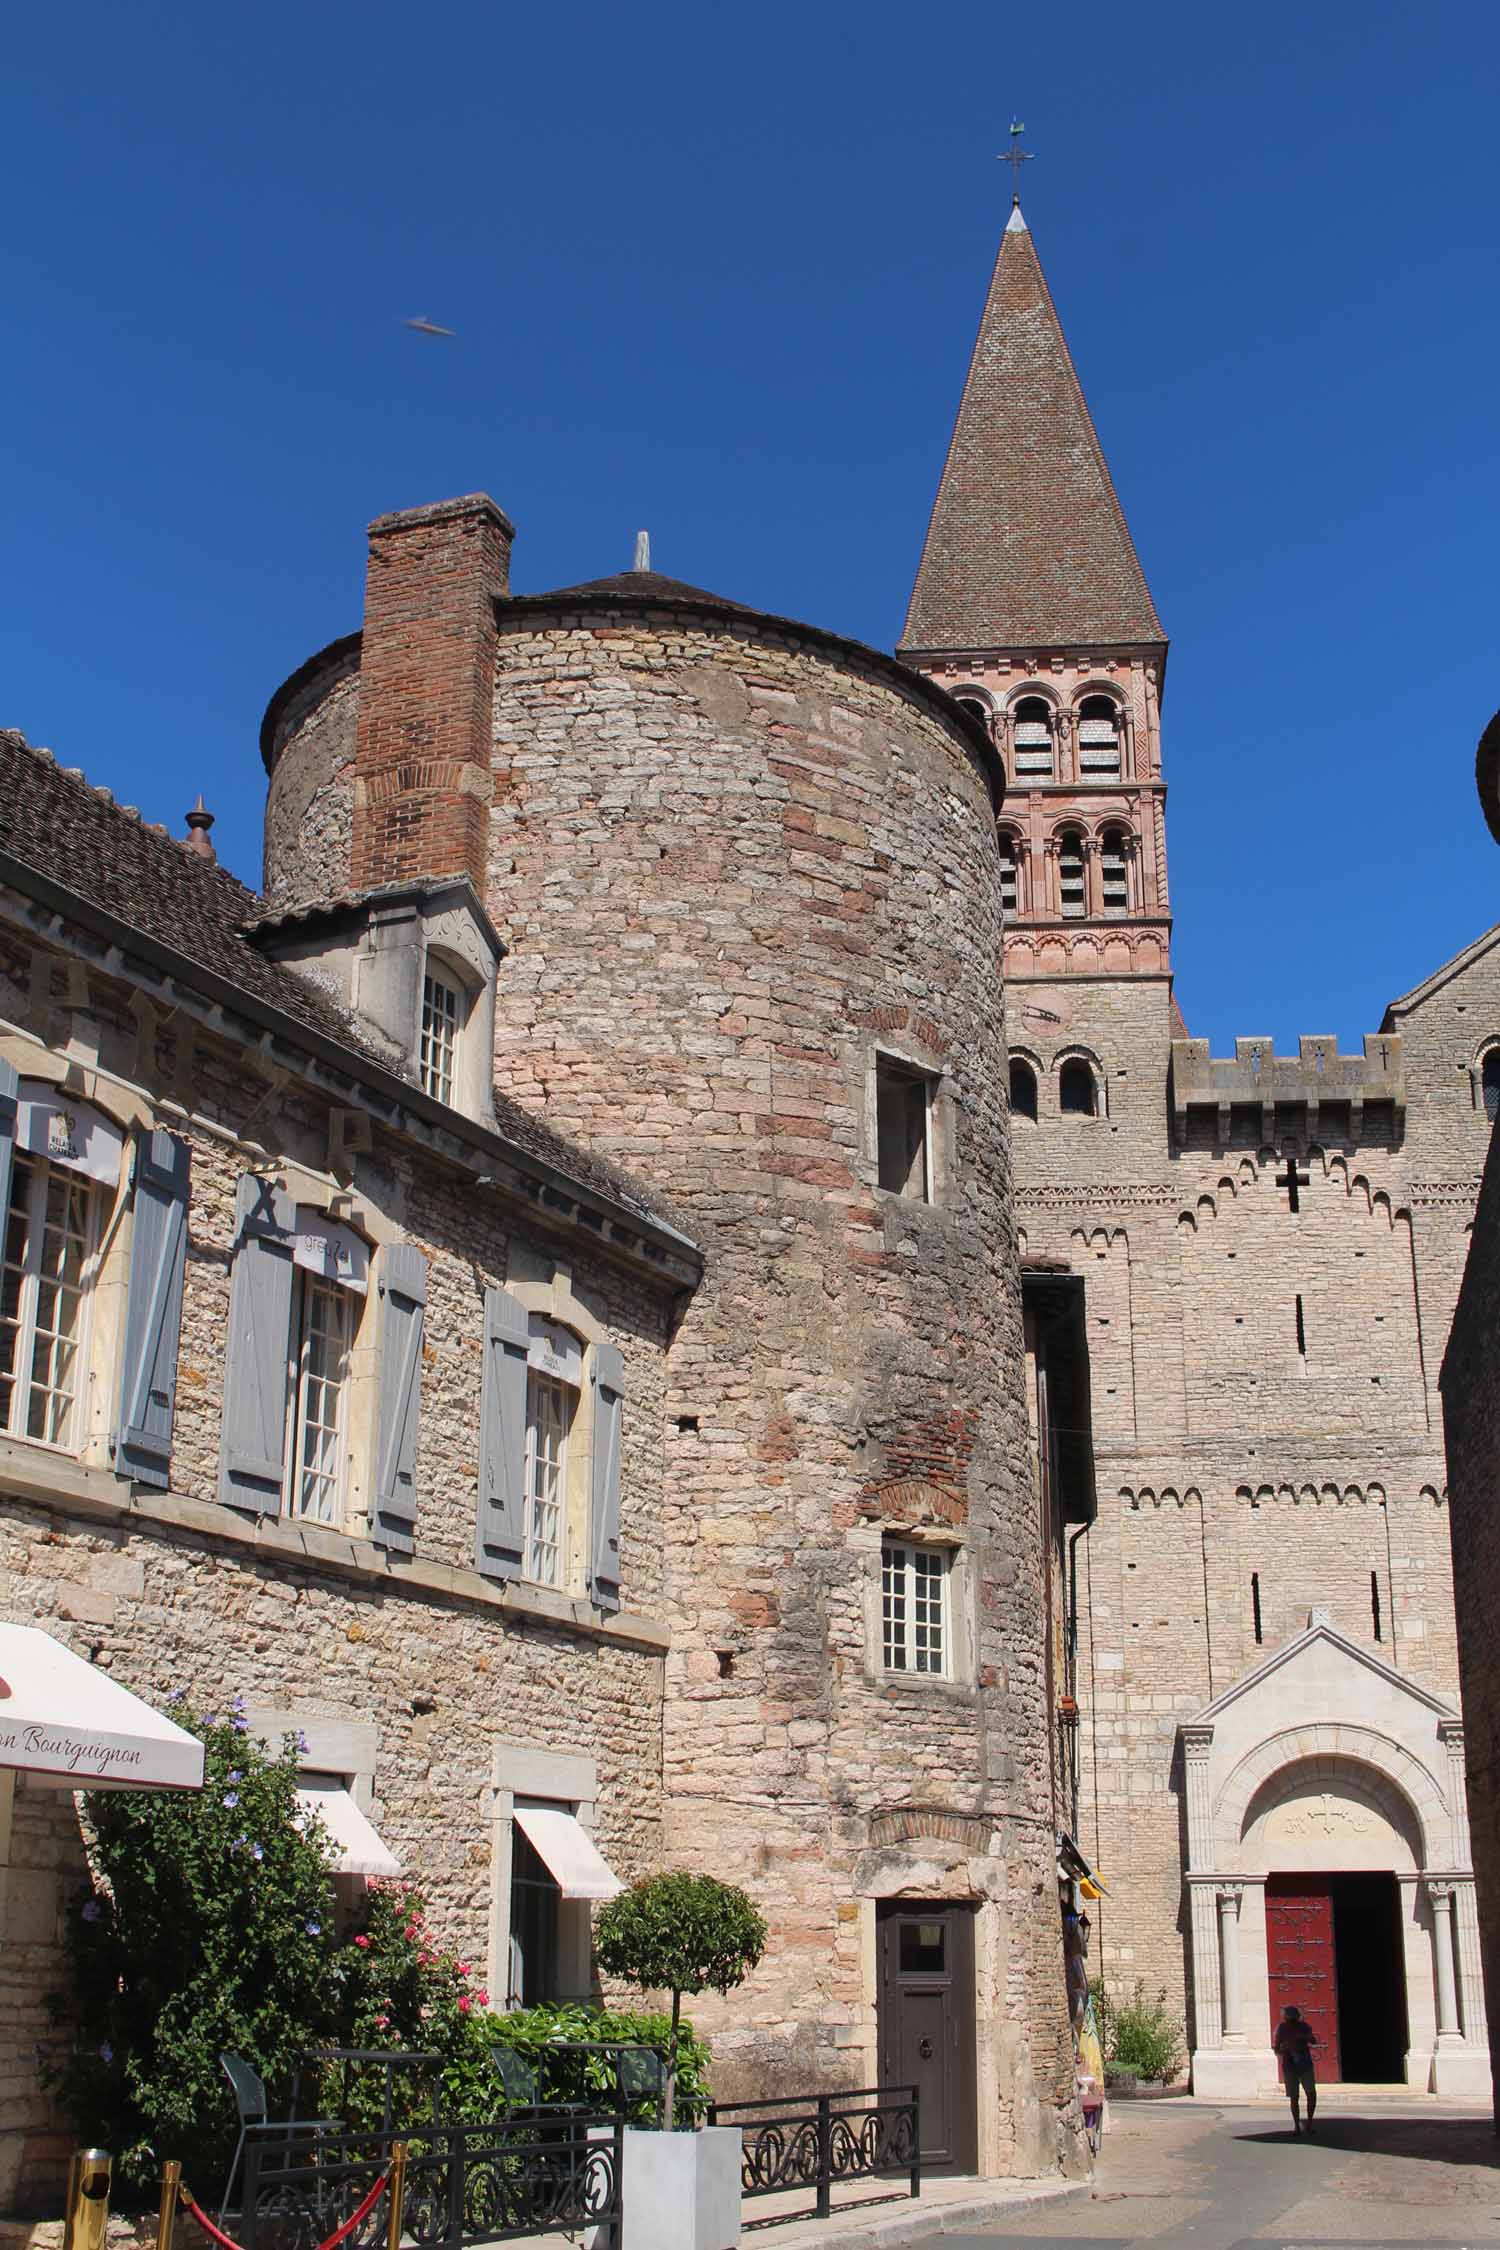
[241,2136,262,2250]
[385,2142,407,2250]
[815,2096,831,2221]
[611,2113,625,2250]
[62,2151,111,2250]
[445,2124,464,2250]
[156,2162,181,2250]
[910,2086,921,2201]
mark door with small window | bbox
[877,1902,978,2175]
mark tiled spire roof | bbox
[900,207,1164,653]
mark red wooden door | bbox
[1265,1878,1341,2080]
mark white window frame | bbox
[419,965,464,1105]
[0,1149,102,1454]
[523,1367,575,1588]
[881,1538,953,1678]
[285,1268,356,1525]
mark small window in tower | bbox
[1058,1059,1097,1117]
[1371,1570,1383,1642]
[1251,1572,1263,1645]
[882,1537,952,1677]
[1100,828,1129,916]
[998,834,1020,916]
[1012,696,1054,779]
[1482,1049,1500,1124]
[1057,832,1086,919]
[419,968,463,1105]
[1078,695,1121,777]
[876,1057,933,1200]
[1009,1058,1038,1123]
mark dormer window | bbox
[420,967,464,1104]
[1012,697,1054,780]
[1078,696,1121,778]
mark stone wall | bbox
[478,601,1080,2173]
[261,663,359,907]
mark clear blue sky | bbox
[3,1,1497,1050]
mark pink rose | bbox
[476,1990,489,2007]
[354,1934,371,1950]
[458,1996,471,2014]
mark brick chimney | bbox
[351,493,514,895]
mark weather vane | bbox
[999,120,1033,206]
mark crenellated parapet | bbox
[1170,1031,1405,1146]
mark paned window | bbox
[876,1057,932,1200]
[1058,832,1086,918]
[419,969,463,1105]
[1078,695,1122,777]
[1100,829,1129,914]
[524,1369,575,1587]
[0,1152,99,1450]
[882,1538,951,1677]
[288,1271,354,1523]
[1012,696,1054,779]
[998,834,1020,915]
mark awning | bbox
[0,1624,204,1791]
[295,1778,401,1878]
[513,1804,624,1901]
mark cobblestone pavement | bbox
[942,2098,1500,2249]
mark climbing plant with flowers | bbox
[325,1880,492,2127]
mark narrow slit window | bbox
[1371,1570,1383,1642]
[1058,833,1086,919]
[1251,1571,1263,1645]
[1295,1293,1307,1365]
[876,1058,932,1200]
[419,969,463,1105]
[882,1539,951,1678]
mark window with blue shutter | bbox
[114,1128,191,1489]
[0,1060,18,1230]
[588,1340,625,1612]
[477,1284,529,1581]
[372,1242,428,1553]
[218,1177,295,1516]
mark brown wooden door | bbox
[877,1902,978,2176]
[1266,1876,1341,2080]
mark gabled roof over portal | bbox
[1188,1620,1456,1730]
[900,208,1165,654]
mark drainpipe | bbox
[1066,1522,1089,1842]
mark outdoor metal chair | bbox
[218,2051,342,2224]
[615,2045,667,2125]
[489,2044,543,2114]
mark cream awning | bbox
[513,1803,624,1900]
[0,1624,204,1790]
[295,1778,401,1878]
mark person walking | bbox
[1273,2004,1319,2134]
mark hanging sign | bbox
[292,1213,370,1294]
[17,1084,124,1186]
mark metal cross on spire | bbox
[999,120,1033,206]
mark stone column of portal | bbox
[1453,1879,1489,2045]
[1425,1878,1492,2097]
[1428,1881,1460,2040]
[1218,1885,1245,2040]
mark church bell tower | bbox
[899,198,1171,991]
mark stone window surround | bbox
[247,1708,379,1813]
[852,1519,975,1694]
[1055,1046,1108,1122]
[486,1742,603,2006]
[996,678,1134,786]
[1466,1036,1500,1116]
[865,1039,952,1207]
[503,1260,611,1600]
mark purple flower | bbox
[297,1731,309,1754]
[168,1688,185,1703]
[252,1843,264,1863]
[99,2042,113,2064]
[305,1920,321,1937]
[227,1770,243,1784]
[81,1899,101,1923]
[222,1791,239,1809]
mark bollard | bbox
[386,2140,408,2250]
[156,2161,181,2250]
[62,2149,111,2250]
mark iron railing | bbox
[237,2111,623,2250]
[706,2085,919,2222]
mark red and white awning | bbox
[0,1624,204,1791]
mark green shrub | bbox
[53,1696,337,2191]
[595,1874,766,2128]
[487,2000,712,2126]
[1102,1981,1185,2084]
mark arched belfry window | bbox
[1009,1058,1038,1122]
[1100,826,1130,916]
[997,832,1021,916]
[1012,696,1054,780]
[1078,695,1121,778]
[1059,1058,1098,1117]
[1483,1048,1500,1124]
[956,695,991,735]
[1057,830,1086,919]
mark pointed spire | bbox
[901,219,1163,652]
[183,795,216,861]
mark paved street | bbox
[944,2098,1500,2249]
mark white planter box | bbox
[589,2124,743,2250]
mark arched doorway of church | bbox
[1244,1757,1419,2084]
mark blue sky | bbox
[3,0,1497,1050]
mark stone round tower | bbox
[261,499,1078,2177]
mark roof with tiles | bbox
[900,208,1165,654]
[0,728,691,1241]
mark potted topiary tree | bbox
[593,1872,766,2250]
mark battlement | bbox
[1170,1032,1404,1144]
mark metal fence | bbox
[706,2085,920,2222]
[236,2112,623,2250]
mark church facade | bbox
[900,201,1494,2100]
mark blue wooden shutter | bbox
[114,1128,191,1489]
[218,1176,295,1515]
[588,1340,625,1612]
[0,1059,17,1235]
[373,1242,427,1553]
[476,1284,529,1581]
